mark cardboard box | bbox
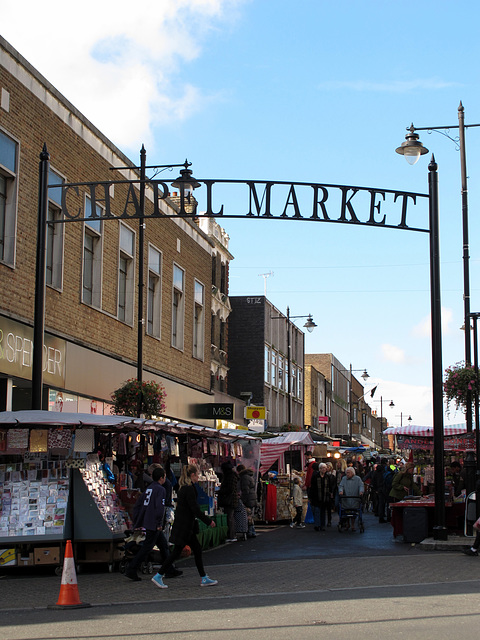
[0,548,17,566]
[17,552,34,566]
[84,543,111,563]
[34,546,60,565]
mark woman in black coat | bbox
[237,464,257,538]
[151,464,217,589]
[217,460,239,542]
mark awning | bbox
[259,432,314,474]
[383,423,469,437]
[0,410,260,441]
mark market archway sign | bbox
[34,147,446,538]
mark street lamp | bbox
[396,413,413,427]
[396,102,480,433]
[272,306,316,426]
[32,147,196,415]
[339,366,369,440]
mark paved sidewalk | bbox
[0,515,478,611]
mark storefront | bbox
[0,410,261,571]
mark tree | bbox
[111,379,167,419]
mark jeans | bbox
[293,506,303,525]
[128,529,160,574]
[312,504,327,529]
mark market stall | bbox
[384,423,473,539]
[259,432,314,522]
[0,411,261,569]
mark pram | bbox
[337,495,365,533]
[118,529,155,575]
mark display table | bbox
[390,499,465,537]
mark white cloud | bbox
[1,0,242,152]
[381,344,405,364]
[412,306,454,338]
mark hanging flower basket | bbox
[111,379,167,419]
[443,362,480,412]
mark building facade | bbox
[227,296,306,429]
[0,36,245,426]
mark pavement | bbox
[0,511,477,611]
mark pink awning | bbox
[259,443,291,474]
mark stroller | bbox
[337,495,365,533]
[118,529,155,575]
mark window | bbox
[0,130,18,265]
[219,320,226,351]
[291,363,297,397]
[271,350,277,387]
[211,254,217,288]
[297,368,303,400]
[172,264,185,349]
[46,169,64,289]
[118,224,135,324]
[278,355,284,390]
[220,261,226,293]
[264,345,271,383]
[211,313,216,345]
[83,196,103,307]
[147,245,162,338]
[193,280,205,359]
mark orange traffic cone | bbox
[48,540,90,609]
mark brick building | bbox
[0,36,244,425]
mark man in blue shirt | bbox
[125,466,166,581]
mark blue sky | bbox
[3,0,480,427]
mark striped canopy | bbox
[383,423,468,437]
[259,432,315,474]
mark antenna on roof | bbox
[258,271,274,297]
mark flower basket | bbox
[111,379,167,419]
[443,362,480,412]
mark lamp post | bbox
[339,367,369,440]
[396,102,480,434]
[469,311,480,519]
[272,307,316,426]
[32,148,195,414]
[397,413,413,427]
[380,397,395,449]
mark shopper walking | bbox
[125,467,166,581]
[290,477,305,528]
[237,464,257,538]
[151,464,217,589]
[217,460,239,542]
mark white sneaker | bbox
[226,538,237,542]
[289,522,295,528]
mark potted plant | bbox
[111,378,167,418]
[443,362,480,412]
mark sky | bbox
[3,0,480,428]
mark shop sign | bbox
[0,316,65,386]
[194,403,234,420]
[397,436,433,451]
[245,406,266,420]
[444,433,475,451]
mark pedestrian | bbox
[389,462,421,502]
[217,460,239,542]
[338,466,364,531]
[151,464,218,589]
[290,477,305,528]
[309,462,334,531]
[125,466,166,581]
[237,464,257,538]
[325,462,336,526]
[449,461,466,497]
[371,458,387,522]
[463,516,480,556]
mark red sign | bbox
[318,416,329,424]
[332,441,341,447]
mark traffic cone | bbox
[48,540,90,609]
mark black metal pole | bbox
[458,103,473,433]
[32,144,50,410]
[137,146,146,417]
[472,316,480,520]
[287,306,291,425]
[428,155,447,539]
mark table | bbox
[390,499,465,537]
